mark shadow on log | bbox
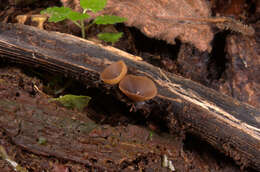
[0,23,259,170]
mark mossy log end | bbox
[0,23,259,170]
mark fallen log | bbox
[0,23,259,170]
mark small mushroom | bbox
[31,15,47,29]
[16,15,28,24]
[119,74,157,102]
[100,60,127,85]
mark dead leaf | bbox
[61,0,214,52]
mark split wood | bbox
[0,23,259,170]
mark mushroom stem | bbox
[16,15,28,24]
[31,15,47,29]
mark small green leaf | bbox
[40,6,72,22]
[67,11,90,21]
[97,32,123,44]
[51,94,91,111]
[48,15,66,23]
[80,0,107,12]
[148,131,153,141]
[38,137,47,145]
[94,15,126,25]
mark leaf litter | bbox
[61,0,254,52]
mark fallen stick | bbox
[0,23,259,170]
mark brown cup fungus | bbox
[100,60,127,85]
[119,74,157,102]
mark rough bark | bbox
[218,33,260,109]
[0,23,259,170]
[0,97,182,171]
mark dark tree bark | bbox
[0,23,259,170]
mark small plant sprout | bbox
[51,94,91,111]
[41,0,127,43]
[37,137,47,145]
[148,131,153,141]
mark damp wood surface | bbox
[0,23,260,170]
[0,68,186,171]
[0,67,247,171]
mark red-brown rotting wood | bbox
[0,23,259,171]
[0,67,248,171]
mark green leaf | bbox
[38,137,47,145]
[40,6,72,22]
[80,0,107,12]
[51,94,91,111]
[67,11,90,21]
[41,6,89,22]
[97,32,123,44]
[94,15,126,25]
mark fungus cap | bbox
[100,60,127,85]
[119,74,157,102]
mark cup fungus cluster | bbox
[100,60,157,102]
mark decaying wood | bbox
[218,34,260,109]
[0,23,259,170]
[0,93,183,170]
[0,67,243,171]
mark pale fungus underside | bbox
[119,75,157,102]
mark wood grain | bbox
[0,23,259,170]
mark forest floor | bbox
[0,0,259,171]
